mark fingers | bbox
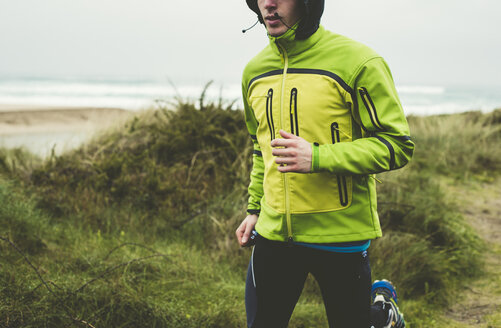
[279,129,297,139]
[236,219,253,246]
[275,156,295,165]
[236,215,258,247]
[242,221,254,245]
[271,138,295,148]
[277,164,299,173]
[271,147,297,157]
[236,220,246,244]
[271,130,299,147]
[270,130,311,173]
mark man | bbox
[235,0,414,327]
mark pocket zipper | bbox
[359,87,383,131]
[266,88,275,140]
[331,122,349,206]
[289,88,299,136]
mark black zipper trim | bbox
[253,150,263,156]
[375,136,395,170]
[294,90,299,136]
[331,122,349,206]
[352,88,368,133]
[359,87,384,131]
[394,135,412,142]
[289,88,299,136]
[266,88,275,141]
[248,69,283,91]
[250,134,257,141]
[287,69,353,94]
[247,68,352,94]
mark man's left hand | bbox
[271,130,312,173]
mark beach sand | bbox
[0,105,134,156]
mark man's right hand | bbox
[236,214,258,247]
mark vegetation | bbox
[406,111,501,180]
[1,90,500,327]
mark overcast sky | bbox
[0,0,500,88]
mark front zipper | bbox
[331,122,349,206]
[289,88,299,136]
[265,88,275,141]
[276,40,293,242]
[359,87,383,131]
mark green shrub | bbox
[27,100,252,236]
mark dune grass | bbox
[1,93,499,327]
[406,111,501,180]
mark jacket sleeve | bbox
[313,57,414,175]
[242,82,264,214]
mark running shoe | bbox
[371,279,406,328]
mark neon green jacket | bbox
[242,25,414,243]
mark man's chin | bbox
[267,28,287,37]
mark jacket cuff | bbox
[247,209,261,215]
[311,142,320,172]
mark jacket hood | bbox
[245,0,324,40]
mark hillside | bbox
[1,98,500,327]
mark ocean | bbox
[0,77,500,115]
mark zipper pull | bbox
[290,89,296,115]
[287,236,294,246]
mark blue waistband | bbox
[294,240,371,253]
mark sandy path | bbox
[445,178,501,327]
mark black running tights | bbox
[245,235,388,328]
